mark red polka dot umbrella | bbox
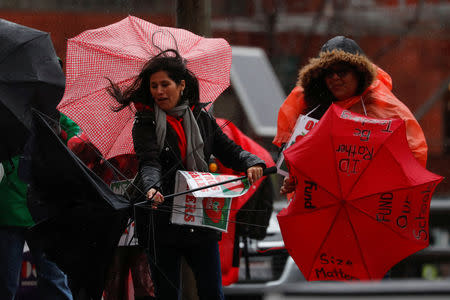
[57,16,232,159]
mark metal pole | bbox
[176,0,211,37]
[175,3,211,299]
[244,236,252,280]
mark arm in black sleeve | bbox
[208,114,266,172]
[132,111,162,193]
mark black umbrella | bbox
[28,112,130,300]
[0,18,64,161]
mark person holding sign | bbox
[274,36,427,195]
[109,49,265,299]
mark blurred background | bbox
[2,0,450,298]
[1,0,448,183]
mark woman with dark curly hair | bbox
[274,36,427,194]
[109,49,265,299]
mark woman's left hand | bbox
[247,165,264,185]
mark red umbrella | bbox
[278,104,443,281]
[215,118,276,285]
[57,16,232,159]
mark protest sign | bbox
[171,171,250,232]
[276,114,319,176]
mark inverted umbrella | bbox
[278,104,443,281]
[0,18,65,161]
[28,111,129,300]
[57,15,232,159]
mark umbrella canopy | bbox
[215,118,276,285]
[0,18,65,161]
[57,16,232,159]
[278,104,443,281]
[28,111,129,299]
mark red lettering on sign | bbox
[184,195,196,222]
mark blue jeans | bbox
[0,227,73,300]
[147,239,224,300]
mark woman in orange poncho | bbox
[274,36,427,194]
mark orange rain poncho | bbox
[273,66,428,167]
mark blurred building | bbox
[1,0,449,193]
[212,1,450,190]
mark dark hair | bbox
[304,65,367,119]
[109,49,200,112]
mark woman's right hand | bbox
[280,176,296,195]
[147,188,164,209]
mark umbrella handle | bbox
[134,166,276,206]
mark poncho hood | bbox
[297,36,377,115]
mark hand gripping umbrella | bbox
[135,166,277,207]
[0,18,65,161]
[57,16,232,160]
[278,104,443,281]
[29,110,276,298]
